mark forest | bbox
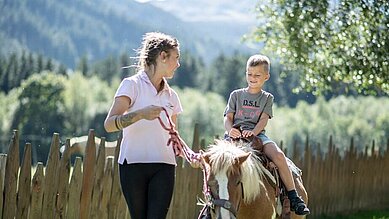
[0,50,388,163]
[0,0,388,163]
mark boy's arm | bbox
[224,112,241,138]
[252,112,270,136]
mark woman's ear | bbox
[160,51,168,62]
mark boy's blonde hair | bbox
[246,54,270,73]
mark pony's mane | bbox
[206,140,265,203]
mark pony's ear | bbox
[236,152,251,165]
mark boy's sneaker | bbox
[290,196,310,215]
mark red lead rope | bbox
[158,108,212,219]
[157,108,200,163]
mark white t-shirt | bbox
[115,71,183,165]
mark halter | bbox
[198,164,243,218]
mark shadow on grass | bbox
[314,210,389,219]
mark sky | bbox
[134,0,257,24]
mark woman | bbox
[104,32,182,219]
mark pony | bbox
[199,140,308,219]
[60,136,117,158]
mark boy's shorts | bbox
[257,131,275,145]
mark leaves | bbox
[267,96,389,153]
[251,0,389,95]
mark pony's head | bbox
[200,140,264,219]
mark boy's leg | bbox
[263,142,295,190]
[263,142,310,215]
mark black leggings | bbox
[119,162,175,219]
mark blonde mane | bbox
[205,140,265,203]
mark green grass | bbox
[315,210,389,219]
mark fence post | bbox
[2,130,19,219]
[42,133,60,219]
[80,130,96,219]
[30,162,44,219]
[16,142,32,219]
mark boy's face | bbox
[246,65,270,89]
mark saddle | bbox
[230,135,302,219]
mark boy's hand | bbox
[229,128,241,139]
[241,130,254,138]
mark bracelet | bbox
[115,115,123,130]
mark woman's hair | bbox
[246,54,270,73]
[136,32,179,70]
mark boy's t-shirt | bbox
[224,88,274,131]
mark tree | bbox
[37,54,44,73]
[11,72,67,162]
[174,87,226,144]
[170,51,205,89]
[77,55,89,76]
[62,72,115,137]
[250,0,388,95]
[119,53,132,79]
[91,55,119,84]
[208,52,248,100]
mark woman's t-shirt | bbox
[115,71,183,165]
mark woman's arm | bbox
[104,96,163,132]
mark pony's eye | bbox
[236,180,241,185]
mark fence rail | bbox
[0,128,388,218]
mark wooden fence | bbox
[0,128,388,219]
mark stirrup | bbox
[290,197,310,215]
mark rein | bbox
[157,107,200,163]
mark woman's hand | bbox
[140,105,164,120]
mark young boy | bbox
[223,54,310,215]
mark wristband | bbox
[115,115,122,130]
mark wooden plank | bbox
[100,157,113,219]
[80,130,96,219]
[0,154,8,216]
[2,130,19,219]
[16,143,32,219]
[42,133,60,219]
[30,163,44,219]
[67,157,83,219]
[55,139,71,219]
[108,134,122,219]
[90,137,106,219]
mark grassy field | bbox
[315,210,389,219]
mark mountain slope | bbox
[0,0,257,67]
